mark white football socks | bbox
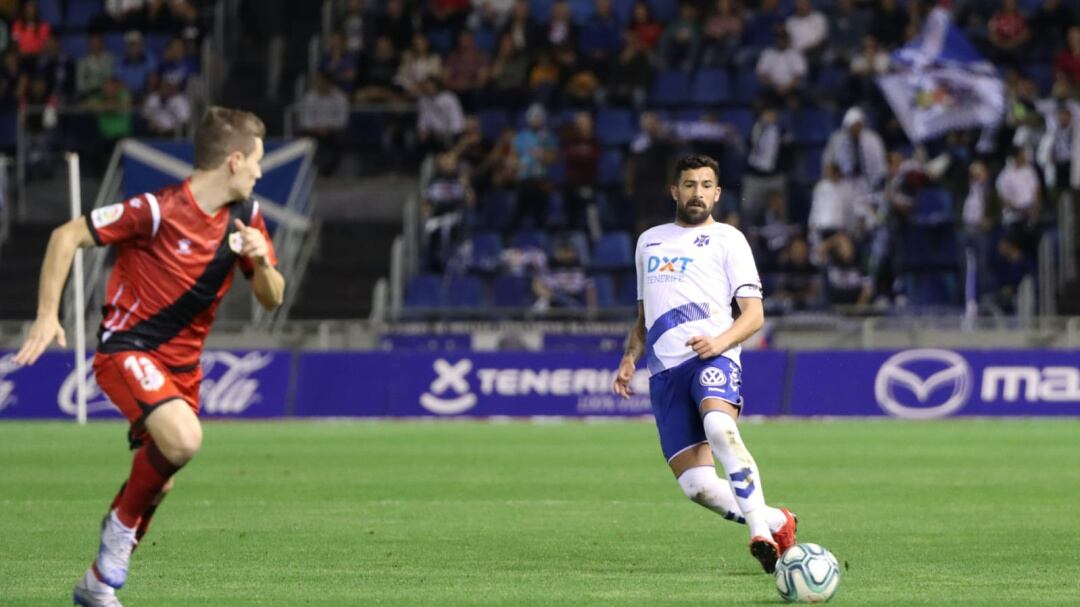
[677,465,746,525]
[701,411,787,539]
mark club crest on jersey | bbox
[91,203,124,228]
[176,238,193,255]
[700,367,727,387]
[694,235,710,247]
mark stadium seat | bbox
[478,190,517,232]
[616,275,639,305]
[467,232,504,273]
[492,274,534,307]
[347,112,385,147]
[903,271,958,307]
[38,0,63,27]
[596,108,636,146]
[59,34,89,60]
[477,109,509,141]
[445,275,488,308]
[795,145,825,184]
[731,68,760,105]
[814,67,849,92]
[598,148,624,187]
[1025,65,1053,96]
[691,69,731,105]
[568,0,597,24]
[719,109,755,140]
[0,112,17,150]
[590,232,634,271]
[404,274,444,308]
[548,157,567,186]
[593,274,616,307]
[528,0,556,21]
[793,108,836,145]
[650,70,691,106]
[512,230,550,251]
[913,188,954,226]
[611,0,635,23]
[647,0,678,20]
[65,0,101,30]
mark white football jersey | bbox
[635,222,763,375]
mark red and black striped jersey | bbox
[85,180,278,370]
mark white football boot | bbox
[73,570,124,607]
[93,510,137,589]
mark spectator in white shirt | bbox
[785,0,827,61]
[141,77,190,136]
[823,107,887,191]
[299,70,350,176]
[756,28,806,107]
[416,77,465,153]
[961,161,991,301]
[996,147,1041,227]
[809,162,855,249]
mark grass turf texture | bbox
[1,419,1078,606]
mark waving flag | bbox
[877,7,1004,142]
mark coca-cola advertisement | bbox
[0,350,290,419]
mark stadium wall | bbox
[1,348,1077,420]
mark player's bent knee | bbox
[146,399,203,464]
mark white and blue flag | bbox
[877,7,1004,143]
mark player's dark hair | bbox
[672,154,720,184]
[193,106,266,170]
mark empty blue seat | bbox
[598,148,624,187]
[65,0,102,29]
[914,188,953,226]
[647,0,678,20]
[58,34,89,59]
[467,232,503,273]
[492,274,534,307]
[590,231,634,270]
[719,109,755,141]
[650,70,691,106]
[815,67,849,92]
[477,109,509,141]
[478,190,516,231]
[404,274,443,308]
[616,274,639,305]
[596,108,636,146]
[38,0,63,26]
[512,230,550,251]
[793,108,836,145]
[796,146,825,184]
[593,274,616,307]
[347,112,385,147]
[445,275,488,308]
[731,68,760,105]
[691,69,731,105]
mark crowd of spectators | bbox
[341,0,1080,316]
[0,0,203,176]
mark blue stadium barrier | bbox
[512,229,550,251]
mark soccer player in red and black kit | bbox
[13,107,285,607]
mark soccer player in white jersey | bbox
[612,154,797,573]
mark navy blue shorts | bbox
[648,355,743,461]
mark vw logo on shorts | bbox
[700,367,728,387]
[874,349,972,419]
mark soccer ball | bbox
[774,543,840,603]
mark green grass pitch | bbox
[1,419,1079,606]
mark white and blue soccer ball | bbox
[774,543,840,603]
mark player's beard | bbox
[676,197,712,225]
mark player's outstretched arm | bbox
[13,217,97,365]
[613,301,646,399]
[686,297,765,359]
[233,218,285,310]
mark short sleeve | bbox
[85,194,158,246]
[238,201,279,278]
[725,230,763,299]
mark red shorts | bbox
[94,352,202,449]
